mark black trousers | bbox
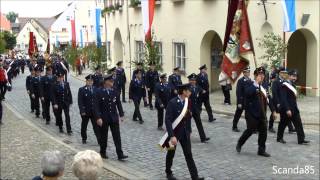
[33,94,40,116]
[157,107,164,128]
[54,104,71,132]
[232,106,244,129]
[29,94,35,111]
[221,85,231,104]
[21,66,25,74]
[98,121,124,157]
[192,111,207,141]
[147,87,155,108]
[0,82,7,100]
[200,96,214,121]
[0,101,2,123]
[42,98,52,122]
[268,113,274,129]
[238,113,267,153]
[133,99,143,121]
[81,114,98,141]
[166,134,199,179]
[277,112,305,143]
[119,84,126,102]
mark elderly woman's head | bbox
[41,150,65,178]
[72,150,103,180]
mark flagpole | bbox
[126,0,132,80]
[283,31,287,69]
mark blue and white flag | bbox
[282,0,296,32]
[80,29,84,48]
[95,8,102,48]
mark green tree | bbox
[63,45,79,71]
[2,31,16,50]
[0,39,6,54]
[6,11,18,23]
[257,32,287,68]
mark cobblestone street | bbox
[2,73,319,180]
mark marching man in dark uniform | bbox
[52,73,73,134]
[197,64,216,122]
[116,61,127,102]
[236,67,275,157]
[92,65,103,88]
[40,66,56,124]
[30,66,42,118]
[94,74,128,160]
[165,84,204,180]
[26,68,36,113]
[168,67,182,99]
[268,72,277,133]
[277,70,310,145]
[129,70,146,124]
[146,62,159,110]
[78,74,99,144]
[232,66,251,132]
[155,73,172,130]
[132,62,148,107]
[188,73,210,143]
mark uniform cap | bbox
[199,64,207,70]
[288,69,298,76]
[85,74,94,80]
[103,74,114,81]
[254,66,266,75]
[177,83,190,91]
[173,66,180,71]
[160,73,167,79]
[187,73,197,80]
[116,61,123,66]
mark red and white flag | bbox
[141,0,155,42]
[219,0,254,82]
[70,16,76,48]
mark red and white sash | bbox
[158,98,189,150]
[283,82,297,97]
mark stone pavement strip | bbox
[2,72,320,180]
[0,104,125,180]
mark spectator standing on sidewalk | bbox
[72,150,103,180]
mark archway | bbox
[114,28,123,65]
[200,30,223,92]
[287,28,318,96]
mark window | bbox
[154,41,163,64]
[135,41,144,62]
[66,16,70,21]
[88,10,91,17]
[82,25,87,29]
[173,43,186,71]
[90,25,94,32]
[62,28,67,32]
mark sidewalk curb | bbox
[4,102,147,180]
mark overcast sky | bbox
[1,0,73,17]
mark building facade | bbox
[0,13,11,32]
[104,0,319,97]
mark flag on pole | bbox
[219,0,254,82]
[70,15,76,48]
[141,0,155,42]
[95,8,102,48]
[46,37,50,54]
[28,32,34,57]
[223,0,240,52]
[33,34,38,53]
[282,0,296,32]
[80,29,84,48]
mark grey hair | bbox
[41,150,65,177]
[72,150,103,180]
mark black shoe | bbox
[252,130,257,134]
[232,127,240,132]
[132,118,138,121]
[36,115,40,118]
[100,153,108,159]
[139,120,144,124]
[269,128,276,133]
[166,174,177,180]
[277,139,286,144]
[209,117,216,122]
[59,128,64,133]
[82,140,87,144]
[201,137,210,143]
[258,151,271,157]
[236,143,241,153]
[123,100,127,103]
[144,103,148,107]
[30,110,34,113]
[67,131,73,135]
[298,140,310,145]
[158,127,164,131]
[46,121,50,125]
[150,106,154,110]
[195,177,205,180]
[118,155,128,161]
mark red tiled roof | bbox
[0,13,11,31]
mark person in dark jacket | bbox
[168,66,182,99]
[52,73,73,134]
[116,61,127,102]
[145,62,159,110]
[132,62,148,107]
[26,68,36,113]
[236,67,276,157]
[40,66,56,124]
[232,67,251,132]
[268,72,277,133]
[129,70,146,124]
[155,73,171,130]
[188,73,210,143]
[276,70,310,145]
[92,65,103,88]
[165,83,204,180]
[78,74,99,144]
[30,67,42,118]
[94,74,128,160]
[197,64,216,122]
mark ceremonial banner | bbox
[95,8,102,48]
[28,32,34,57]
[46,37,50,54]
[80,29,83,48]
[71,16,76,48]
[282,0,296,32]
[141,0,155,42]
[219,0,254,82]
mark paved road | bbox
[4,73,319,179]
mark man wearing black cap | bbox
[168,66,182,99]
[116,61,127,102]
[129,70,146,124]
[132,62,148,107]
[94,74,128,160]
[146,62,159,110]
[197,64,216,122]
[92,65,103,88]
[52,73,73,135]
[236,67,272,157]
[110,66,125,114]
[26,67,36,113]
[165,83,204,180]
[78,74,99,144]
[188,73,210,143]
[277,70,310,145]
[40,66,56,124]
[155,73,172,130]
[232,66,251,132]
[30,66,42,118]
